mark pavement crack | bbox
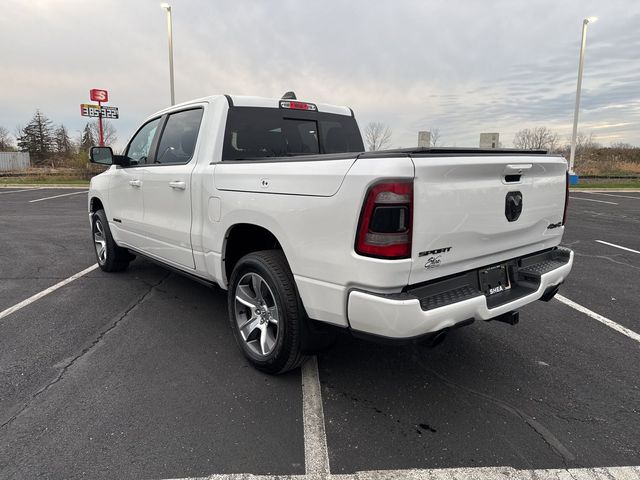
[0,273,170,432]
[417,362,576,467]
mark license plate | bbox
[479,263,511,296]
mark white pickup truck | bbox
[88,93,573,374]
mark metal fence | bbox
[0,152,30,171]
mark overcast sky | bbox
[1,0,639,150]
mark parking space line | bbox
[0,188,43,195]
[29,191,87,203]
[556,294,640,344]
[596,240,640,255]
[0,264,99,321]
[164,465,640,479]
[586,192,640,200]
[569,196,618,205]
[301,356,330,475]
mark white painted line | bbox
[301,356,330,475]
[29,190,87,203]
[556,294,640,344]
[0,264,99,321]
[569,196,618,205]
[0,188,43,195]
[586,192,640,200]
[596,240,640,255]
[164,465,640,479]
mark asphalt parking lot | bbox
[1,186,639,480]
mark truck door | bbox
[108,117,161,249]
[140,108,204,269]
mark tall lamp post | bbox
[568,16,598,184]
[160,3,175,106]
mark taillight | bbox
[279,100,317,111]
[562,171,569,225]
[355,181,413,259]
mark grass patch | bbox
[0,176,90,186]
[572,181,640,189]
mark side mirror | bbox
[89,146,130,167]
[90,146,114,165]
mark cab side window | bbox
[125,118,161,165]
[155,109,204,164]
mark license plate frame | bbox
[478,263,511,296]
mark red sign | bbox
[90,89,109,102]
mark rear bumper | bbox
[347,247,573,339]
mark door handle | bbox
[169,180,186,190]
[129,180,142,187]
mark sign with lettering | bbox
[90,89,109,102]
[80,104,119,119]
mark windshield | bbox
[222,106,364,160]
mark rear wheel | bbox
[92,209,131,272]
[228,250,307,374]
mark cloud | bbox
[1,0,638,150]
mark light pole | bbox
[568,16,598,184]
[160,3,175,106]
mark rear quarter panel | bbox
[209,156,415,325]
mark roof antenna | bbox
[282,91,297,100]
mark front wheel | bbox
[92,209,132,272]
[228,250,307,374]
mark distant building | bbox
[480,133,500,149]
[418,131,431,147]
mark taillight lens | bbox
[279,100,317,111]
[355,181,413,259]
[562,171,569,225]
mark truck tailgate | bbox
[409,154,567,285]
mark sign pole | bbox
[98,100,105,146]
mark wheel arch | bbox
[222,223,289,286]
[89,196,104,214]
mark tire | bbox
[227,250,307,374]
[91,209,132,272]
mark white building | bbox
[480,133,500,149]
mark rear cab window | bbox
[222,106,364,161]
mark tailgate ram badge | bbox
[505,191,523,222]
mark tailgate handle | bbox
[503,164,532,183]
[503,164,532,174]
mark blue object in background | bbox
[569,174,579,185]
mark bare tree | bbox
[610,141,634,149]
[430,128,441,147]
[0,126,14,150]
[364,122,393,151]
[88,120,118,147]
[513,127,560,152]
[574,132,599,155]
